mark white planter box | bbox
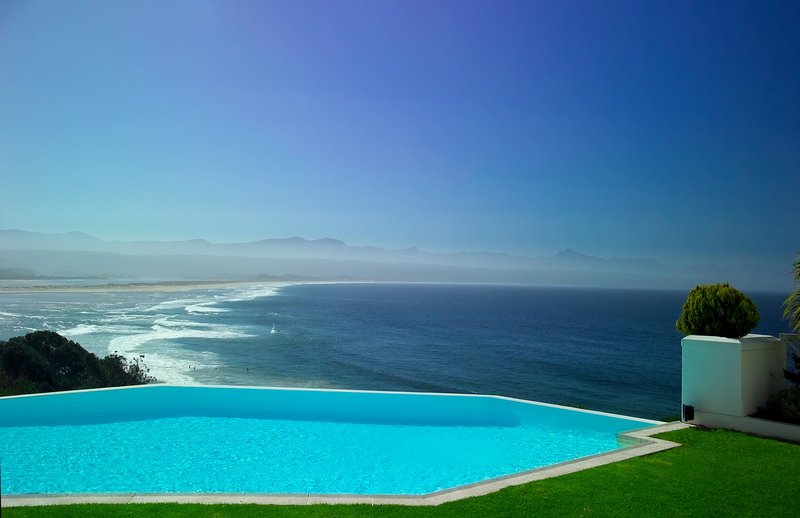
[682,334,786,418]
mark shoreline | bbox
[0,279,304,294]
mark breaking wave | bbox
[226,285,281,302]
[185,302,229,314]
[108,322,254,384]
[144,298,206,312]
[1,282,298,385]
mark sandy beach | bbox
[0,278,358,294]
[0,280,290,294]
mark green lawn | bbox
[5,428,800,517]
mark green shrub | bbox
[0,339,56,391]
[676,283,759,338]
[101,353,156,386]
[755,256,800,424]
[784,254,800,332]
[0,331,156,396]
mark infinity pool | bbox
[0,385,659,496]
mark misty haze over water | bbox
[0,230,792,292]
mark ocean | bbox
[0,283,791,420]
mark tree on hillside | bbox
[0,331,156,396]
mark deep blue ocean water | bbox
[0,283,791,420]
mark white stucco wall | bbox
[681,334,786,418]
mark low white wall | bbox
[692,410,800,443]
[681,334,799,441]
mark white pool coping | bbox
[1,418,690,508]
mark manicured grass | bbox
[5,428,800,517]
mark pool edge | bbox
[1,421,691,508]
[0,383,664,426]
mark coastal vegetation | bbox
[784,254,800,333]
[757,255,800,424]
[757,350,800,424]
[0,331,155,397]
[5,428,799,517]
[675,283,759,338]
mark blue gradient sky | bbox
[1,0,798,267]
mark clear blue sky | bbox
[1,0,798,267]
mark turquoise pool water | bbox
[0,386,658,495]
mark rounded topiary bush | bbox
[676,283,759,339]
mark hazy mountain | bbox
[0,230,662,270]
[0,229,791,291]
[0,230,104,250]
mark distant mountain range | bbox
[0,229,791,291]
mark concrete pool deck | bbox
[2,421,690,508]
